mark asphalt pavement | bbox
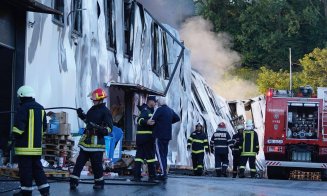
[1,175,326,196]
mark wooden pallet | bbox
[0,167,19,178]
[289,170,321,181]
[44,170,70,178]
[44,150,72,156]
[44,134,71,139]
[43,139,74,144]
[0,167,70,178]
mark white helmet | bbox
[17,85,35,98]
[245,120,254,130]
[236,124,244,131]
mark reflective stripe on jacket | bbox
[13,98,46,156]
[187,131,208,154]
[240,130,259,156]
[210,129,233,154]
[136,106,154,145]
[78,103,113,151]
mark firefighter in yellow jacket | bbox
[239,120,259,178]
[187,123,209,176]
[11,86,49,196]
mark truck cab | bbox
[264,86,327,180]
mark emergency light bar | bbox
[288,102,319,107]
[266,88,293,97]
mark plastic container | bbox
[104,136,114,159]
[48,116,59,134]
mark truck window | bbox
[287,102,319,140]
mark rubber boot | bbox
[70,178,79,190]
[232,172,237,178]
[39,187,50,196]
[216,169,222,177]
[250,171,256,178]
[239,169,245,178]
[93,180,104,190]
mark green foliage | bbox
[198,0,327,70]
[256,67,302,93]
[257,48,327,94]
[300,48,327,90]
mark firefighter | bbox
[187,123,209,176]
[11,85,50,196]
[132,96,157,182]
[231,125,244,178]
[239,120,259,178]
[70,88,113,190]
[210,122,233,177]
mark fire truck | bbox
[264,86,327,180]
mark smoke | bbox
[180,17,258,100]
[136,0,195,29]
[138,1,258,100]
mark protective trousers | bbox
[214,153,228,176]
[191,152,204,176]
[155,139,169,176]
[17,156,49,196]
[232,153,241,177]
[239,156,256,178]
[70,149,104,186]
[133,141,156,179]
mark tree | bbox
[300,48,327,90]
[256,67,302,93]
[198,0,327,70]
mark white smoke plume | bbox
[138,0,259,100]
[180,17,258,100]
[136,0,195,28]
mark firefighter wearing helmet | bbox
[239,120,259,178]
[11,85,50,196]
[70,88,113,190]
[231,124,244,178]
[187,122,209,176]
[210,122,233,177]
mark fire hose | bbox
[0,107,78,115]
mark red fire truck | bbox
[264,86,327,180]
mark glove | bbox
[205,148,210,154]
[210,147,214,154]
[187,146,191,151]
[76,108,85,119]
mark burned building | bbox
[0,0,235,168]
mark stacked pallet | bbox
[43,111,74,167]
[289,170,321,181]
[0,167,70,178]
[43,134,74,167]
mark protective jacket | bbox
[78,103,113,151]
[12,98,47,156]
[136,106,154,145]
[240,129,259,156]
[187,131,209,154]
[210,129,233,154]
[231,132,243,156]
